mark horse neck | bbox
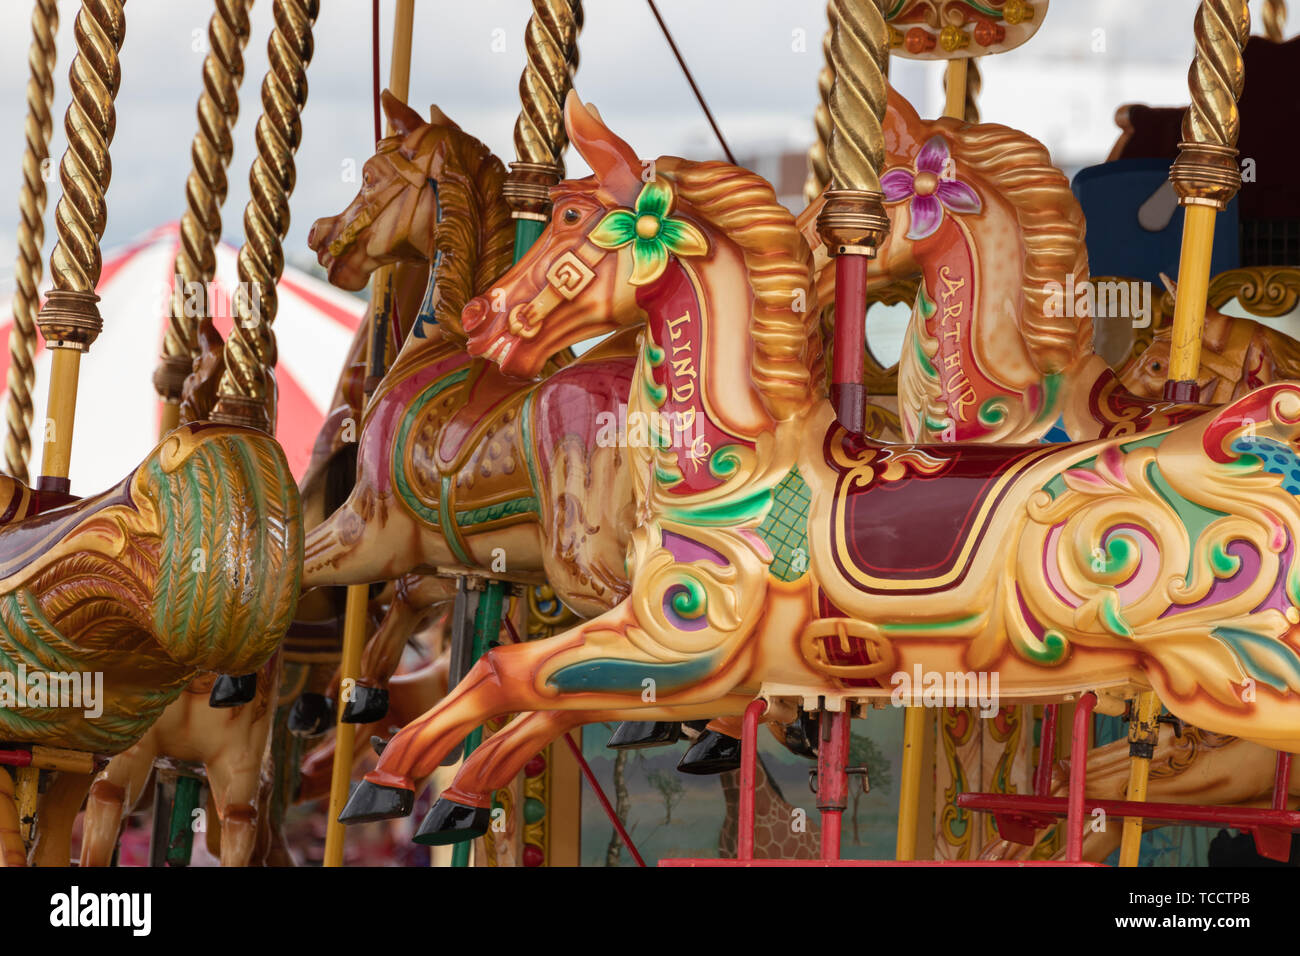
[899,207,1074,443]
[628,237,786,509]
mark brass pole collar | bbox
[503,161,563,219]
[1170,141,1242,210]
[36,289,102,351]
[816,188,890,257]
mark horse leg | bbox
[417,697,752,844]
[79,731,158,867]
[343,603,753,822]
[350,575,451,723]
[29,771,93,867]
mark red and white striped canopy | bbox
[0,223,363,496]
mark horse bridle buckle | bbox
[545,251,597,301]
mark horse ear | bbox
[564,91,641,201]
[884,84,924,157]
[382,89,424,138]
[428,104,461,130]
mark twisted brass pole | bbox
[1263,0,1286,40]
[36,0,128,493]
[1164,0,1250,402]
[211,0,319,433]
[153,0,255,435]
[5,0,59,484]
[803,22,834,206]
[502,0,584,230]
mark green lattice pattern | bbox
[756,466,811,581]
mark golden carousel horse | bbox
[0,425,302,866]
[798,88,1300,859]
[1121,298,1300,405]
[336,95,1300,847]
[300,93,639,625]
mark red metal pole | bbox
[1035,704,1059,797]
[1066,693,1097,863]
[818,709,852,860]
[738,698,767,862]
[1273,751,1293,812]
[830,255,867,434]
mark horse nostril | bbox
[462,297,488,332]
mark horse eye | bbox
[562,208,580,224]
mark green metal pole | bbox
[447,214,546,867]
[450,579,506,867]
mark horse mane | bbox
[942,119,1092,375]
[658,159,822,421]
[413,124,514,338]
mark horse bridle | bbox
[328,130,440,259]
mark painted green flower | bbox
[589,178,707,286]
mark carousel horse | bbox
[79,652,283,867]
[301,93,638,626]
[336,95,1300,847]
[981,725,1300,863]
[0,424,302,866]
[801,88,1300,855]
[800,87,1210,446]
[305,93,791,765]
[1121,302,1300,405]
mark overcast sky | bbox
[0,0,1266,288]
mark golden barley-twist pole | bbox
[803,22,834,206]
[1163,0,1249,403]
[35,0,128,494]
[153,0,254,436]
[502,0,583,237]
[210,0,318,433]
[1263,0,1286,40]
[5,0,59,484]
[813,0,891,862]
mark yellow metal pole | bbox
[1118,691,1161,867]
[323,582,369,867]
[895,705,925,859]
[1164,0,1250,402]
[942,59,967,120]
[35,0,128,494]
[323,0,416,869]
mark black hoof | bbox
[412,798,490,846]
[342,685,389,724]
[677,729,742,775]
[338,780,415,824]
[209,673,257,708]
[607,721,681,750]
[288,693,335,736]
[779,712,820,759]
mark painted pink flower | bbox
[881,136,981,241]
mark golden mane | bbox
[660,159,822,421]
[944,119,1091,375]
[405,123,514,338]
